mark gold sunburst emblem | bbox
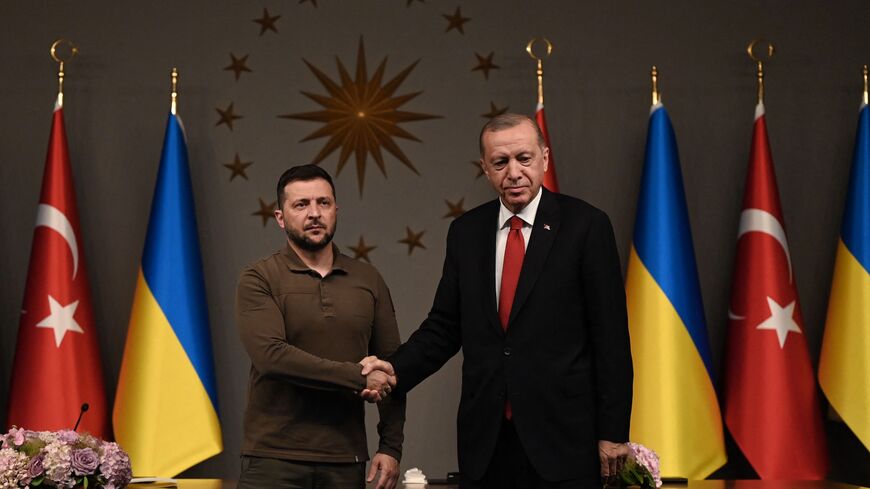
[280,38,440,195]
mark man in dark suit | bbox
[362,114,633,488]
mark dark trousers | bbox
[237,455,365,489]
[461,420,601,489]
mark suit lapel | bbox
[508,188,561,326]
[479,200,504,335]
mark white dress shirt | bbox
[494,189,541,301]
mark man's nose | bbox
[505,160,523,180]
[307,203,321,217]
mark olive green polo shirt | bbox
[236,244,405,463]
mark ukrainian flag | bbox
[113,111,223,476]
[818,101,870,450]
[626,102,726,478]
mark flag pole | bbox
[170,67,179,115]
[746,39,774,104]
[49,39,78,108]
[862,64,868,105]
[651,66,661,105]
[525,37,553,106]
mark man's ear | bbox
[541,146,549,172]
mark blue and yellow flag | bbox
[626,103,726,478]
[113,111,222,476]
[818,101,870,450]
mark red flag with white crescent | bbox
[6,97,109,438]
[723,103,828,479]
[535,103,560,192]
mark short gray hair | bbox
[478,113,546,156]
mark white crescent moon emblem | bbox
[737,208,792,283]
[728,207,792,322]
[36,204,79,280]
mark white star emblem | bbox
[755,296,802,348]
[35,295,84,348]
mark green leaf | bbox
[19,439,46,456]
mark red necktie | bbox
[498,216,525,419]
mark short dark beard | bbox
[285,224,335,252]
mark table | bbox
[129,480,865,488]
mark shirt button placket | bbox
[320,278,335,318]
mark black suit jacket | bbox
[391,188,633,482]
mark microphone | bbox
[73,403,89,431]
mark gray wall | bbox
[1,0,868,484]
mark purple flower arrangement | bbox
[0,427,132,488]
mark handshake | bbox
[358,356,397,403]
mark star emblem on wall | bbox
[252,198,276,227]
[224,53,252,81]
[224,153,253,181]
[481,101,508,119]
[398,227,426,255]
[252,8,281,36]
[280,38,440,195]
[443,198,466,219]
[443,6,470,34]
[348,236,377,262]
[216,102,243,131]
[472,52,499,80]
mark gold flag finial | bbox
[50,39,79,108]
[651,66,661,105]
[526,38,553,106]
[863,65,868,105]
[747,39,775,104]
[171,68,179,115]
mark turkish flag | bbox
[723,104,828,479]
[6,98,109,439]
[535,104,560,193]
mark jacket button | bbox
[503,347,511,356]
[497,391,505,400]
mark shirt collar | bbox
[498,188,542,229]
[282,243,348,275]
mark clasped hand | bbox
[599,440,630,481]
[358,356,397,403]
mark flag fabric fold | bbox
[6,96,109,438]
[818,102,870,450]
[113,112,222,476]
[626,102,726,478]
[535,103,560,192]
[723,103,829,479]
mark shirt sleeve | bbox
[236,265,366,392]
[370,273,406,460]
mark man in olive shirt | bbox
[236,165,404,489]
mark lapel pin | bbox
[543,224,551,231]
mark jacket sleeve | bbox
[390,220,464,395]
[581,210,634,442]
[235,266,366,392]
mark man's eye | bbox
[493,160,507,168]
